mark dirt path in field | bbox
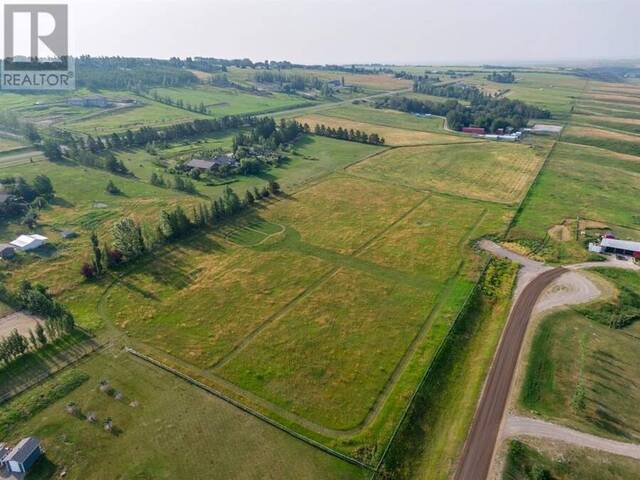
[504,415,640,460]
[455,241,639,480]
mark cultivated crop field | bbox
[347,141,546,204]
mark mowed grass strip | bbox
[347,142,544,204]
[217,266,436,430]
[1,351,367,480]
[294,114,462,146]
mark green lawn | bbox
[1,350,367,480]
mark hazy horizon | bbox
[63,0,638,65]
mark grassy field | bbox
[92,172,513,454]
[383,259,518,479]
[520,269,640,442]
[511,142,640,262]
[149,85,315,116]
[318,103,446,132]
[294,114,461,146]
[347,141,546,204]
[562,125,640,156]
[503,439,640,480]
[0,136,27,152]
[63,97,208,135]
[227,67,412,92]
[1,350,367,480]
[466,72,587,119]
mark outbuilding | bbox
[0,244,16,259]
[10,234,48,252]
[590,237,640,258]
[1,437,42,474]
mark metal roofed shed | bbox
[601,237,640,258]
[1,437,42,474]
[10,234,48,252]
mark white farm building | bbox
[589,237,640,259]
[10,234,48,252]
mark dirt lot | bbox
[0,311,43,339]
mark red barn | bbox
[462,127,485,134]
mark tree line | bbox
[0,281,76,366]
[487,71,516,84]
[313,124,385,145]
[375,93,550,133]
[0,175,55,227]
[81,181,281,279]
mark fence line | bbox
[124,347,376,472]
[372,260,491,478]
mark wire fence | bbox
[124,347,376,473]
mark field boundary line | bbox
[506,78,589,237]
[0,336,108,405]
[125,346,375,472]
[372,258,492,478]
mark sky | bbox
[60,0,640,64]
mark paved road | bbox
[504,415,640,460]
[454,266,567,480]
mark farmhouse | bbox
[0,437,42,474]
[185,154,239,172]
[0,244,15,259]
[10,234,48,252]
[589,237,640,258]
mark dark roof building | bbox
[1,437,42,474]
[0,244,15,259]
[186,154,239,172]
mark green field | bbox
[94,173,512,455]
[511,142,640,261]
[319,103,446,132]
[381,259,518,479]
[347,141,546,204]
[503,439,640,480]
[63,97,208,135]
[520,269,640,442]
[150,86,315,117]
[1,350,367,480]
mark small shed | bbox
[0,244,16,259]
[10,234,48,252]
[1,437,42,474]
[61,230,78,239]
